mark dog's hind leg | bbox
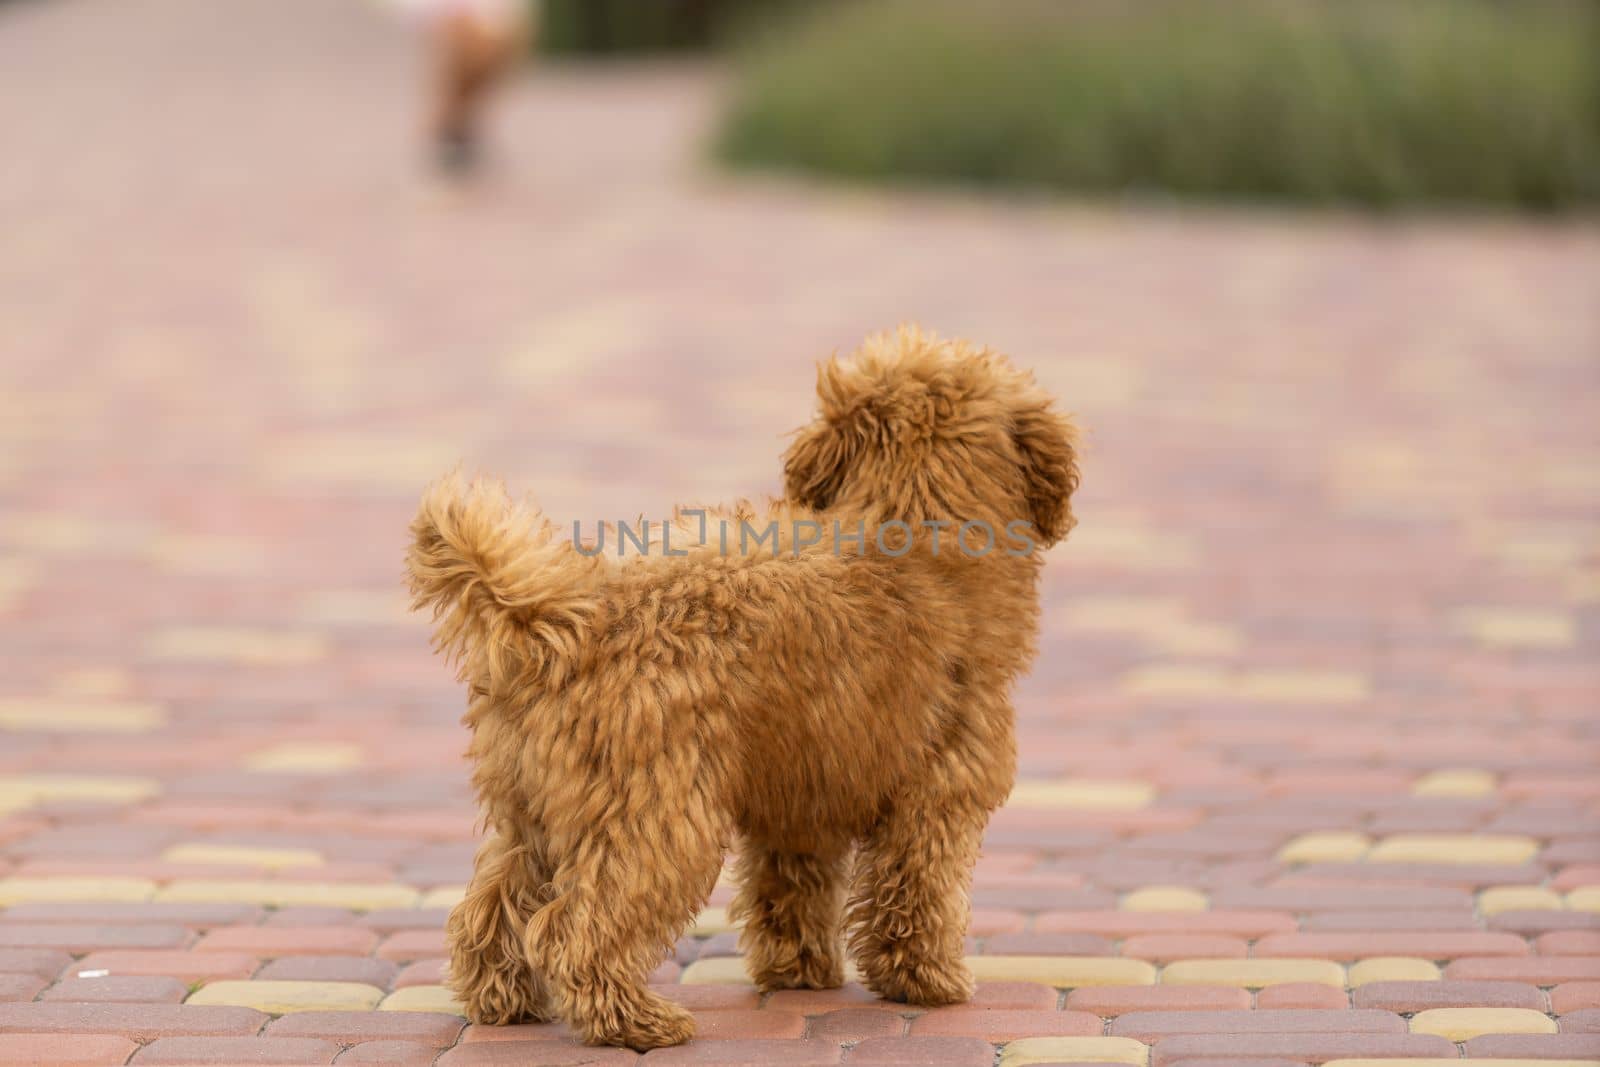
[731,843,848,992]
[526,755,728,1049]
[446,830,556,1025]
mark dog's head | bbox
[783,325,1080,549]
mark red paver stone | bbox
[763,985,899,1014]
[194,925,378,957]
[392,959,446,988]
[1,902,264,927]
[1252,931,1530,960]
[262,908,358,927]
[1446,957,1600,985]
[0,950,72,980]
[437,1043,639,1065]
[0,924,192,953]
[1553,982,1600,1014]
[910,1008,1100,1040]
[1034,911,1295,938]
[968,909,1028,937]
[1113,1009,1404,1041]
[845,1036,995,1065]
[1352,979,1546,1012]
[0,1033,138,1067]
[655,985,763,1011]
[254,956,398,986]
[1121,934,1248,962]
[0,1003,268,1041]
[335,1041,441,1065]
[458,1022,575,1043]
[1256,984,1349,1010]
[376,930,446,962]
[637,1039,840,1064]
[1302,910,1481,931]
[693,1010,805,1040]
[1539,931,1600,956]
[1149,1033,1457,1065]
[1554,866,1600,892]
[1561,1009,1600,1033]
[982,932,1114,956]
[360,909,451,933]
[41,976,190,1003]
[969,983,1060,1010]
[70,951,259,983]
[805,1008,904,1042]
[1463,1033,1600,1057]
[0,974,46,1002]
[1493,911,1600,935]
[266,1011,465,1045]
[1066,986,1252,1016]
[1209,888,1475,912]
[131,1036,340,1065]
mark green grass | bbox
[715,0,1600,211]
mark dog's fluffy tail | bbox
[407,474,604,687]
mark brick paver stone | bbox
[0,0,1595,1060]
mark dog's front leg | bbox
[845,700,1014,1007]
[731,842,848,992]
[445,831,556,1025]
[846,793,985,1007]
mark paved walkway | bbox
[2,1,1598,1064]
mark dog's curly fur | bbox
[406,326,1079,1049]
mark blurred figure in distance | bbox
[393,0,533,175]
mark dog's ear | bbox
[1012,403,1080,547]
[783,419,855,511]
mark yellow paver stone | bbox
[0,877,157,905]
[1408,1007,1557,1041]
[1007,780,1154,811]
[0,699,164,733]
[420,886,466,909]
[1120,887,1208,912]
[0,774,160,805]
[51,668,131,698]
[1161,959,1345,989]
[1348,958,1441,986]
[1567,887,1600,911]
[691,906,735,936]
[1278,832,1372,864]
[162,844,324,869]
[966,957,1156,987]
[1454,608,1576,650]
[1479,887,1564,915]
[419,883,464,908]
[1412,768,1497,798]
[680,957,757,985]
[1234,670,1370,703]
[380,985,465,1015]
[155,880,419,909]
[1368,833,1540,865]
[243,743,365,773]
[146,626,328,665]
[187,980,384,1014]
[1000,1037,1148,1066]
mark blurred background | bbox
[0,0,1596,855]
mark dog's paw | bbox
[751,946,844,993]
[582,990,696,1051]
[861,956,974,1007]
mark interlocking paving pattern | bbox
[2,0,1599,1064]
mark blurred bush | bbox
[535,0,797,55]
[715,0,1600,211]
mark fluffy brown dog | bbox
[407,326,1079,1049]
